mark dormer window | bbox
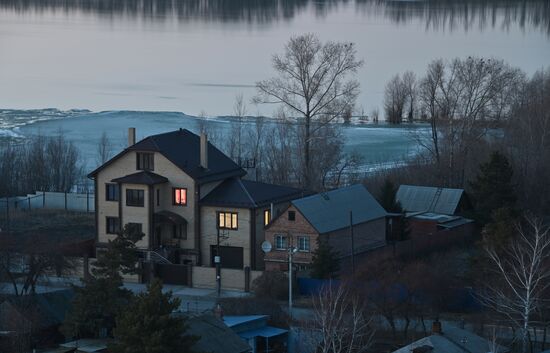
[136,152,154,171]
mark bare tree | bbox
[97,131,112,166]
[227,93,247,164]
[402,70,417,123]
[384,74,407,124]
[370,107,379,124]
[413,57,520,186]
[0,134,82,196]
[479,215,550,353]
[304,283,374,353]
[256,33,363,188]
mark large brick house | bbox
[88,128,303,274]
[263,184,387,271]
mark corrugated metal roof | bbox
[186,314,251,353]
[396,185,464,215]
[292,184,387,234]
[223,315,268,328]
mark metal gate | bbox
[210,245,244,269]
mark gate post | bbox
[187,264,193,288]
[244,266,251,292]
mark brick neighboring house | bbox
[264,184,387,272]
[87,128,304,281]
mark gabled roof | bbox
[111,171,168,185]
[396,185,465,215]
[89,129,245,183]
[1,289,74,329]
[291,184,387,234]
[393,325,508,353]
[200,178,305,208]
[184,314,251,353]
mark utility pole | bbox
[350,210,355,275]
[288,232,296,319]
[216,227,221,297]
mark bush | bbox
[252,271,289,300]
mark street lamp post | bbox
[288,244,297,318]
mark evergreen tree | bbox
[470,151,517,224]
[482,207,519,249]
[63,225,143,339]
[310,238,340,279]
[93,224,144,281]
[111,279,199,353]
[62,277,132,339]
[378,178,403,213]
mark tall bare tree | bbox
[414,57,520,186]
[479,215,550,353]
[304,283,374,353]
[97,131,112,166]
[402,70,417,123]
[384,74,408,124]
[256,33,363,188]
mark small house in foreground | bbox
[393,322,508,353]
[264,184,387,271]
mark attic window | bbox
[288,211,296,221]
[136,152,154,171]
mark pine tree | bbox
[310,238,340,279]
[63,225,143,339]
[378,178,403,213]
[62,277,132,339]
[111,279,199,353]
[470,151,517,224]
[93,223,144,281]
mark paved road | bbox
[1,276,251,315]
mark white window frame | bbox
[275,234,287,250]
[297,236,310,252]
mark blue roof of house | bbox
[291,184,387,234]
[238,326,288,339]
[223,315,268,328]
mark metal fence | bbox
[0,191,95,213]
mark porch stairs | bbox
[141,250,172,264]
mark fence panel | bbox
[0,191,94,213]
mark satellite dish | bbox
[261,241,272,253]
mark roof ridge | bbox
[237,178,257,208]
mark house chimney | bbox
[200,132,208,169]
[432,320,442,335]
[128,127,136,147]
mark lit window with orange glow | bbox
[172,188,187,206]
[218,211,238,230]
[264,209,271,226]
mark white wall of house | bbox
[96,151,137,245]
[96,151,199,251]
